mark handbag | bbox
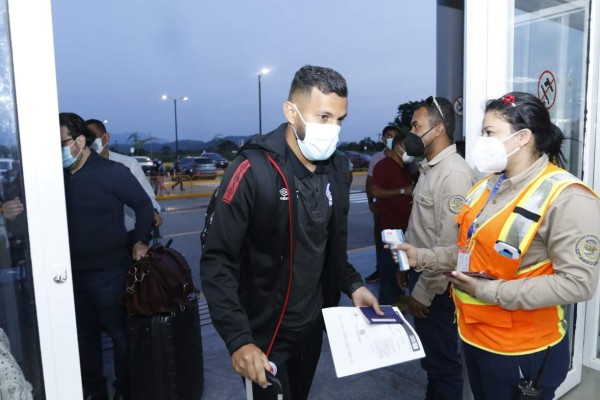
[123,233,199,316]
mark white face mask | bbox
[471,130,523,173]
[62,138,83,168]
[401,152,415,163]
[397,146,414,163]
[90,136,105,153]
[291,104,340,161]
[385,138,394,150]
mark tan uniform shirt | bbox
[417,154,600,309]
[405,144,475,306]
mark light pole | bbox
[161,94,189,158]
[258,68,269,135]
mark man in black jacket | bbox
[200,65,380,399]
[60,112,154,400]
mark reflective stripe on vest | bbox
[464,177,489,207]
[498,171,580,266]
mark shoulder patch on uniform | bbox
[575,235,600,266]
[222,159,250,204]
[448,195,465,215]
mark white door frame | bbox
[463,0,513,171]
[8,0,82,398]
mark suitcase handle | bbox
[265,370,282,394]
[244,370,283,399]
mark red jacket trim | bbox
[222,159,250,204]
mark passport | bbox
[359,306,403,324]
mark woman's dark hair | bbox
[288,65,348,100]
[59,112,95,147]
[485,92,565,167]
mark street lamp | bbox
[258,68,269,135]
[161,95,189,158]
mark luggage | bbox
[128,295,204,400]
[122,237,199,316]
[245,370,283,400]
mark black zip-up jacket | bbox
[64,151,153,271]
[200,123,363,355]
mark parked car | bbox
[343,151,371,170]
[201,152,228,169]
[0,158,14,180]
[134,156,154,175]
[179,156,217,180]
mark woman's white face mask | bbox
[471,130,523,173]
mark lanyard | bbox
[466,173,506,244]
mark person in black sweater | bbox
[60,112,153,400]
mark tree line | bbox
[114,99,425,161]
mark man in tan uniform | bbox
[402,96,475,400]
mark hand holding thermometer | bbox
[381,229,410,271]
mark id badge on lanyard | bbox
[457,174,506,273]
[457,249,471,273]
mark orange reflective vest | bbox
[453,163,592,355]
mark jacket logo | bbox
[575,235,600,266]
[448,195,465,215]
[326,183,333,206]
[279,188,289,201]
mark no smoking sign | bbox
[538,70,557,110]
[453,96,463,116]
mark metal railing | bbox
[147,175,221,199]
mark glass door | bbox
[512,0,589,177]
[2,0,82,398]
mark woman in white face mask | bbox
[390,92,600,400]
[471,101,537,176]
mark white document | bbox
[322,306,425,378]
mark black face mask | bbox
[404,124,438,156]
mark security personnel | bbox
[402,96,475,400]
[397,92,600,400]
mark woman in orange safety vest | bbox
[394,92,600,399]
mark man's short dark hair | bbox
[86,119,107,134]
[382,125,400,137]
[417,96,455,141]
[60,112,94,146]
[288,65,348,100]
[392,133,407,148]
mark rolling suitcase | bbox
[127,295,204,400]
[245,370,283,400]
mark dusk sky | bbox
[51,0,436,144]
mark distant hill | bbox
[108,132,253,155]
